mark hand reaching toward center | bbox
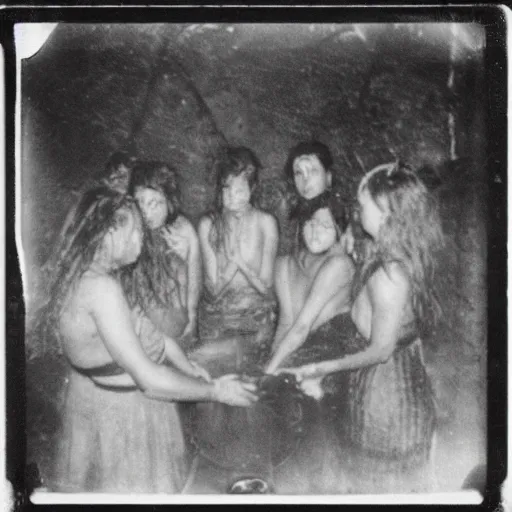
[213,374,259,407]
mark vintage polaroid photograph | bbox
[6,5,507,507]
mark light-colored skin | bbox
[198,172,279,299]
[59,206,258,407]
[264,207,355,374]
[134,187,202,340]
[274,186,416,400]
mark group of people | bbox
[39,140,445,494]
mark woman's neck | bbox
[223,204,253,221]
[296,248,329,273]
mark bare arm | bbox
[293,263,411,379]
[265,256,354,373]
[270,256,294,352]
[89,275,255,404]
[183,219,202,334]
[133,308,200,377]
[232,213,279,295]
[198,216,238,298]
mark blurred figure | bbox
[98,151,137,193]
[123,161,202,350]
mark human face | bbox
[303,207,337,254]
[107,207,144,267]
[222,173,252,213]
[104,164,131,194]
[357,186,388,239]
[293,154,332,200]
[134,187,169,230]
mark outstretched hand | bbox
[299,377,325,400]
[272,364,311,381]
[273,365,325,400]
[213,374,259,407]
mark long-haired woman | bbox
[122,161,202,350]
[39,187,257,493]
[197,147,279,366]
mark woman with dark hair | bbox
[265,198,355,374]
[262,199,360,493]
[284,140,334,202]
[187,147,278,494]
[40,187,258,493]
[197,146,279,364]
[283,140,354,256]
[123,161,202,351]
[97,150,137,193]
[273,161,444,493]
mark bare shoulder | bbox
[174,215,198,240]
[174,214,193,232]
[368,262,410,305]
[255,209,278,230]
[331,252,355,272]
[198,214,213,235]
[80,272,124,306]
[320,253,355,280]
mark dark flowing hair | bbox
[353,161,445,338]
[94,150,137,190]
[283,140,334,189]
[128,161,181,224]
[122,160,185,311]
[209,146,262,253]
[283,140,340,223]
[36,187,138,353]
[294,192,352,254]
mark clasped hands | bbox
[211,367,324,406]
[186,359,259,407]
[162,225,189,259]
[223,224,246,269]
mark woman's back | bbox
[59,271,116,368]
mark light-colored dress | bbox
[51,307,188,493]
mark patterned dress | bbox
[342,331,437,493]
[278,311,437,494]
[51,307,188,493]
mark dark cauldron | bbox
[190,373,317,472]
